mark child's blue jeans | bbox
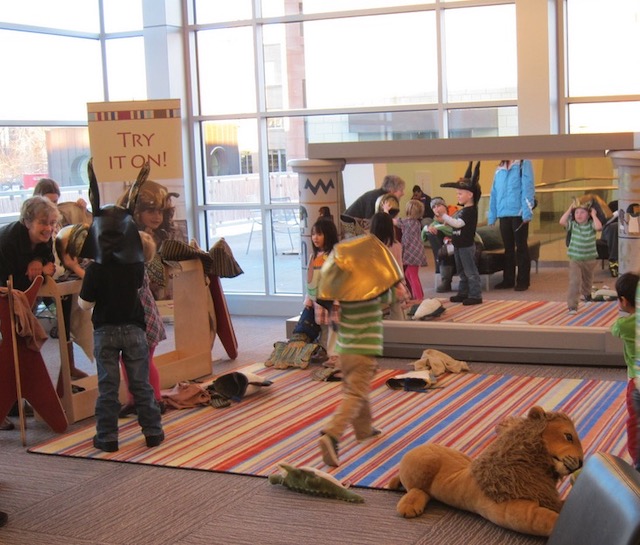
[94,324,162,443]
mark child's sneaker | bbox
[357,428,382,443]
[323,355,340,369]
[568,308,577,315]
[319,433,340,467]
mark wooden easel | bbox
[0,275,68,442]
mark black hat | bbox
[79,159,146,265]
[440,161,482,204]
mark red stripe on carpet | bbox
[28,364,629,491]
[433,299,619,327]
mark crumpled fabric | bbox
[0,288,48,351]
[412,348,469,376]
[161,382,211,409]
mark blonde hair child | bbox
[395,199,427,300]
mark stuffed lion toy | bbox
[387,406,583,537]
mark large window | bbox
[565,0,640,133]
[299,13,438,110]
[2,1,637,312]
[193,1,521,299]
[444,5,517,104]
[197,27,257,115]
[0,30,103,121]
[0,0,144,224]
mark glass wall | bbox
[0,0,144,223]
[565,0,640,133]
[1,0,638,311]
[191,1,523,298]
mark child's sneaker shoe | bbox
[357,428,382,443]
[319,433,340,467]
[568,308,578,315]
[93,435,119,452]
[145,431,165,448]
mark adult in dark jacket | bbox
[0,196,58,292]
[344,174,406,221]
[0,196,58,431]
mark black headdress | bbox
[79,159,147,265]
[440,161,482,204]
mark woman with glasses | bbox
[0,196,58,291]
[0,196,58,430]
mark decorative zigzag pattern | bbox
[304,178,335,195]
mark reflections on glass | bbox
[567,0,640,97]
[197,27,256,115]
[261,0,435,17]
[270,208,302,294]
[105,37,146,101]
[305,111,439,144]
[202,120,261,205]
[0,126,90,227]
[195,0,253,23]
[447,107,517,138]
[444,5,516,103]
[0,0,99,32]
[103,0,143,32]
[265,12,436,110]
[0,31,103,121]
[205,206,302,295]
[568,103,640,134]
[207,209,266,294]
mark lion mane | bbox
[387,406,583,536]
[471,406,583,512]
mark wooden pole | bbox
[7,276,27,446]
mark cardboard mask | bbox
[79,159,146,265]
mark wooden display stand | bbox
[38,277,128,424]
[0,276,68,436]
[154,258,213,388]
[41,258,212,423]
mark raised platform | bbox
[286,299,625,367]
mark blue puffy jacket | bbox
[488,160,536,224]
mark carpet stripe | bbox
[29,365,629,491]
[432,299,619,327]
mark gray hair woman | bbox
[0,196,59,291]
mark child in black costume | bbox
[439,162,482,306]
[78,161,163,453]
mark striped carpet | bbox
[29,364,629,491]
[433,299,619,327]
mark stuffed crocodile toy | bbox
[268,463,364,503]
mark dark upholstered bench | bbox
[431,224,541,291]
[476,224,541,275]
